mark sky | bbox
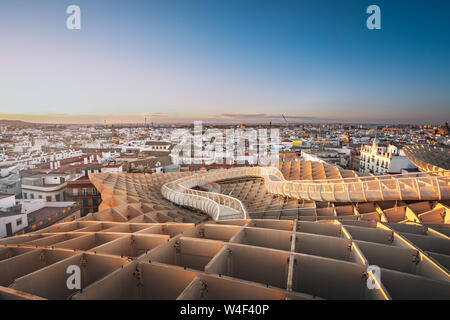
[0,0,449,124]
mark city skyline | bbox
[0,112,449,125]
[0,0,449,305]
[1,0,449,124]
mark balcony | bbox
[66,192,99,197]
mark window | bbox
[30,194,34,199]
[72,188,78,196]
[46,196,52,202]
[38,195,43,199]
[23,193,27,199]
[16,218,22,226]
[55,194,61,201]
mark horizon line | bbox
[0,113,448,126]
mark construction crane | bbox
[281,114,289,127]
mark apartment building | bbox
[66,176,101,216]
[21,171,83,202]
[0,193,27,237]
[360,139,416,175]
[0,195,80,238]
[143,140,172,151]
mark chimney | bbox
[50,162,54,170]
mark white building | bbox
[143,141,172,151]
[21,172,83,202]
[360,139,416,175]
[0,194,28,238]
[0,194,79,238]
[100,164,123,174]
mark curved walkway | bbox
[161,166,450,221]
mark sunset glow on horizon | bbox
[0,0,449,124]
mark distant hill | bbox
[0,119,39,127]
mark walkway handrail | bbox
[289,170,446,183]
[161,182,221,221]
[161,170,248,221]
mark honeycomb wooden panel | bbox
[1,217,448,300]
[9,253,130,299]
[1,160,449,300]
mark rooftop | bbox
[1,157,449,299]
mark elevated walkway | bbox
[161,166,450,221]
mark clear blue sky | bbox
[0,0,449,124]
